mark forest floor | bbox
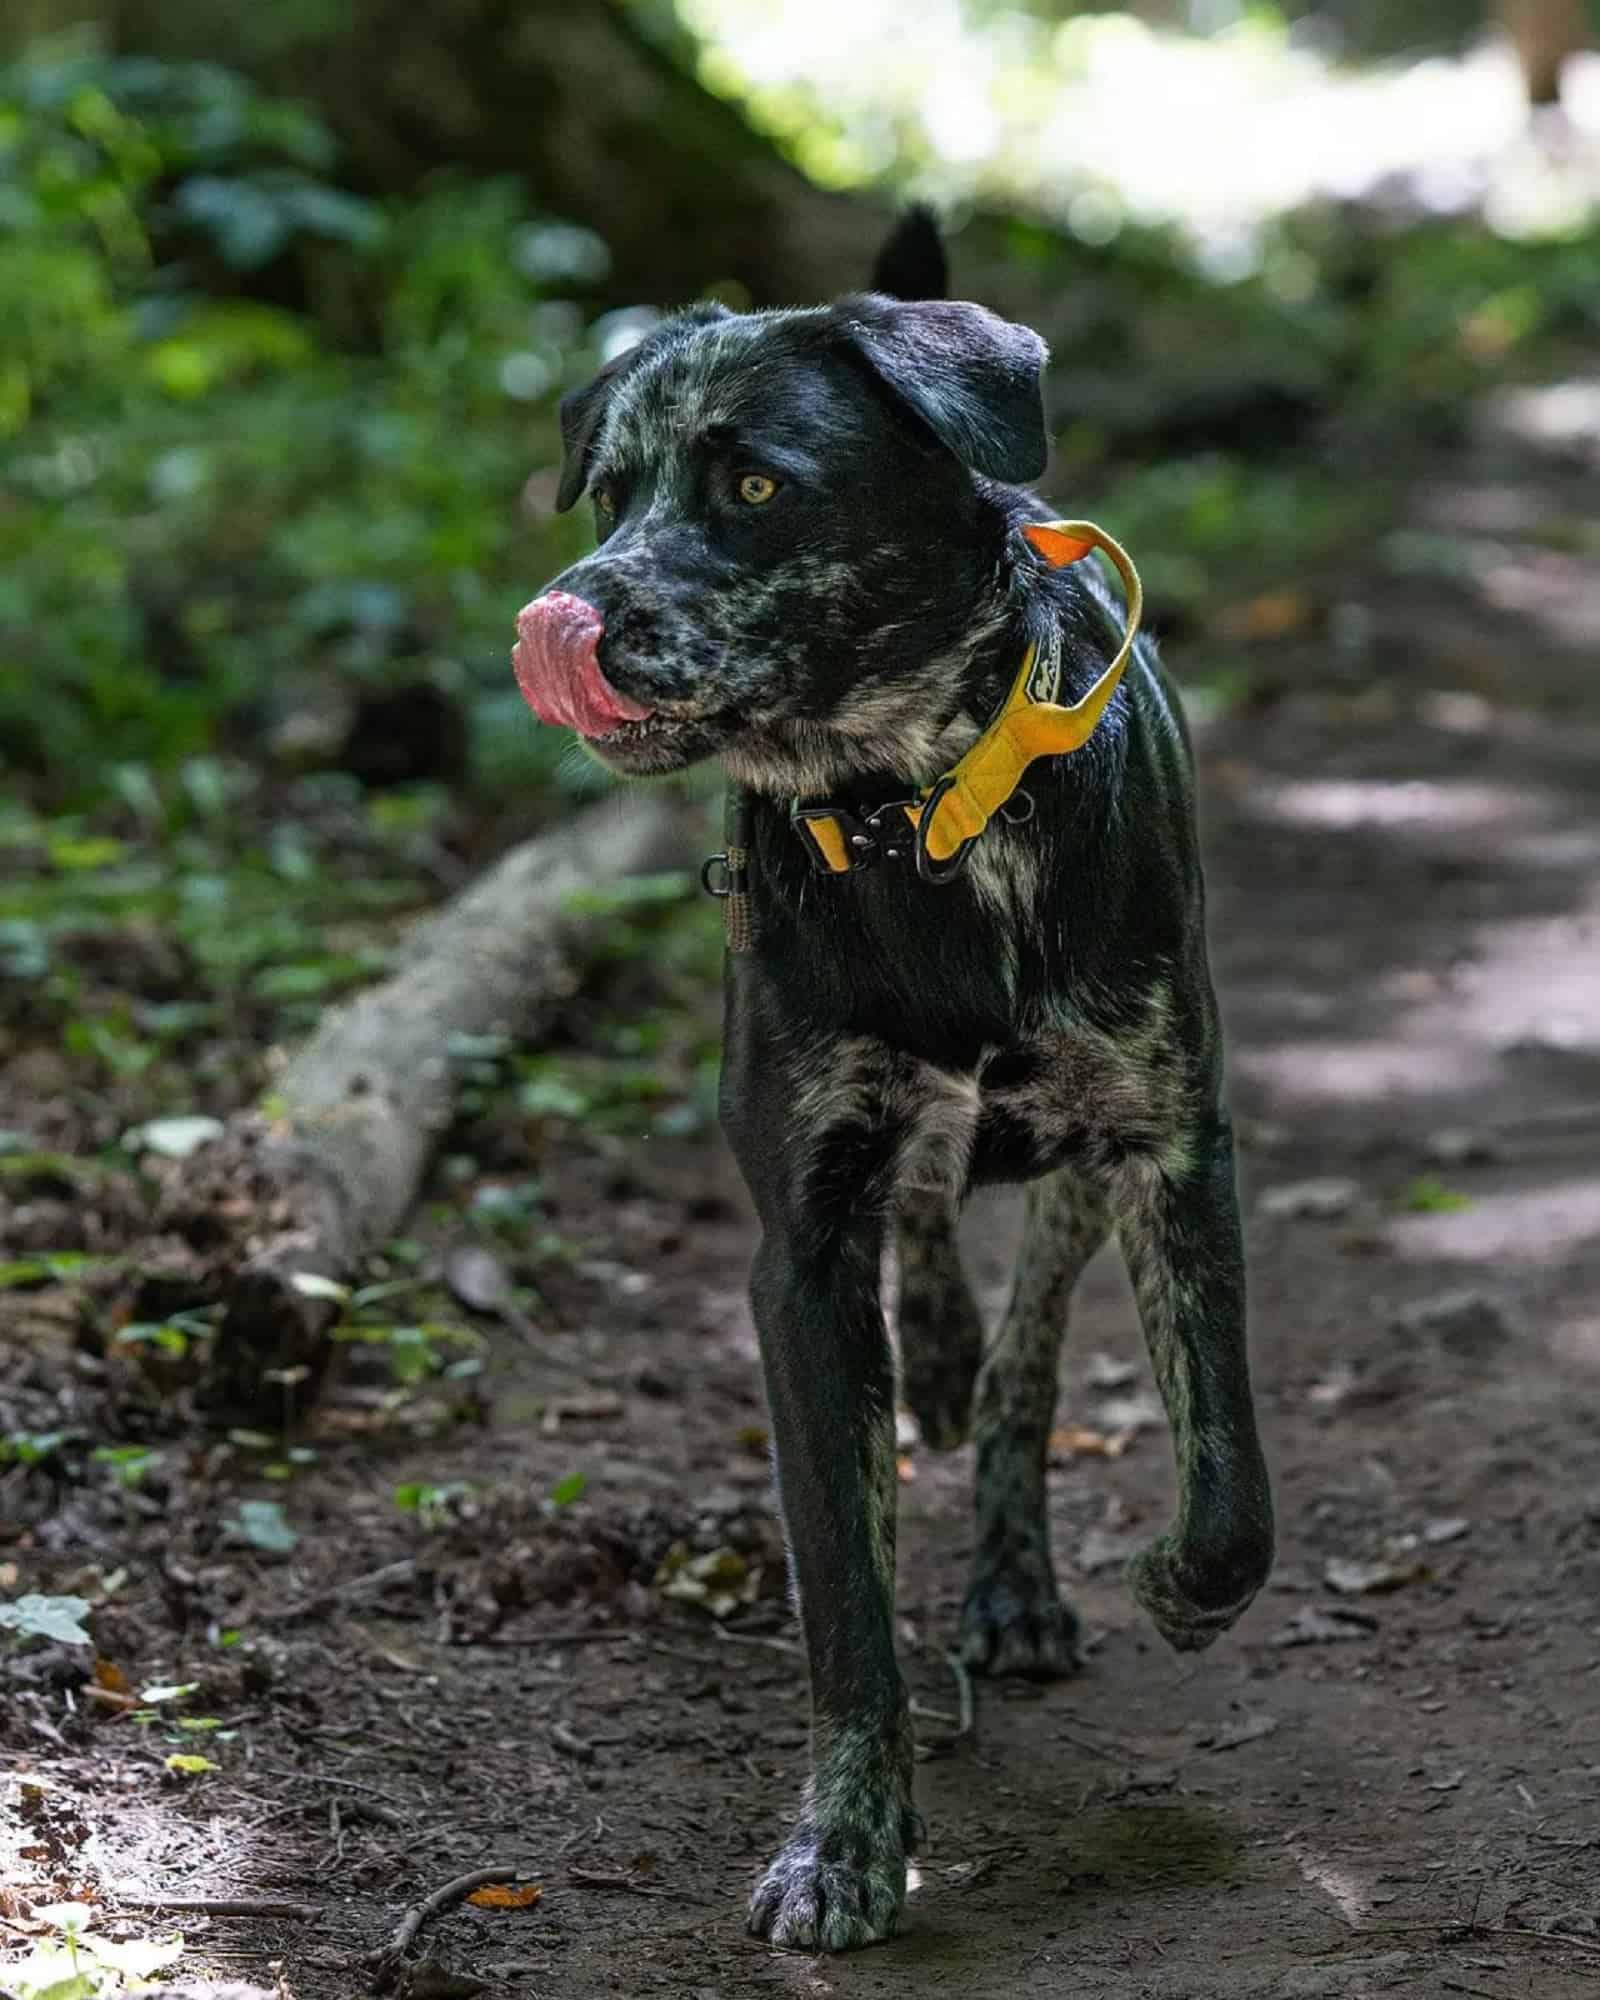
[4,412,1600,2000]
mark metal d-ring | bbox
[998,789,1035,826]
[700,852,732,898]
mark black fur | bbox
[870,200,949,301]
[525,211,1275,1953]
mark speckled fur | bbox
[961,1169,1110,1674]
[534,216,1274,1953]
[893,1203,985,1449]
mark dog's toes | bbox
[748,1830,904,1952]
[1125,1533,1268,1654]
[959,1566,1081,1679]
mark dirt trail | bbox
[7,437,1600,2000]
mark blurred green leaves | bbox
[0,49,599,809]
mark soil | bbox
[5,432,1600,2000]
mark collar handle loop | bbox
[914,518,1143,872]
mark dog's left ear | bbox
[555,348,639,513]
[833,294,1049,484]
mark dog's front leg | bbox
[1113,1116,1275,1651]
[744,1219,914,1951]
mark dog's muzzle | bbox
[513,590,655,738]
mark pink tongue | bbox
[512,590,654,737]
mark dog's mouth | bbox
[513,590,748,773]
[576,703,742,775]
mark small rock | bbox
[124,1115,226,1160]
[1270,1605,1378,1648]
[1422,1127,1499,1167]
[1198,1711,1279,1752]
[1077,1527,1146,1575]
[1091,1390,1165,1435]
[1392,1289,1516,1355]
[1324,1555,1426,1597]
[1422,1516,1471,1545]
[445,1245,515,1315]
[1085,1352,1138,1391]
[1258,1177,1359,1221]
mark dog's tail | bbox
[871,203,948,301]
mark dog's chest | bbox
[802,992,1188,1208]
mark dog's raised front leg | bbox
[960,1168,1108,1676]
[1113,1116,1274,1650]
[744,1218,914,1950]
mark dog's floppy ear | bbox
[555,303,735,513]
[556,349,638,514]
[833,294,1049,483]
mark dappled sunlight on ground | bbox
[1247,775,1547,837]
[1386,1172,1600,1265]
[1237,1033,1500,1110]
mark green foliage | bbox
[0,47,601,807]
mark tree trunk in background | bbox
[105,0,892,307]
[1495,0,1590,101]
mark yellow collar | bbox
[791,519,1143,882]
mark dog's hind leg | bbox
[1113,1116,1274,1651]
[959,1167,1109,1676]
[894,1203,985,1450]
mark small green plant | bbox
[1401,1176,1473,1214]
[393,1479,475,1528]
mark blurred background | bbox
[5,0,1600,845]
[7,0,1600,1202]
[5,13,1600,1991]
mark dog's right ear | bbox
[871,204,948,301]
[555,303,735,513]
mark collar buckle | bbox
[791,798,921,875]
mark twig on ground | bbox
[944,1651,975,1738]
[117,1897,321,1919]
[1354,1922,1600,1961]
[548,1721,594,1764]
[568,1866,671,1898]
[713,1627,800,1657]
[465,1627,632,1648]
[366,1864,538,1992]
[261,1559,418,1627]
[248,1764,410,1811]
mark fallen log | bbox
[144,791,689,1416]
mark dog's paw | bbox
[748,1826,905,1952]
[1126,1533,1266,1654]
[959,1561,1081,1678]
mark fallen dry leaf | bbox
[466,1882,543,1909]
[92,1658,129,1693]
[1049,1425,1119,1460]
[1214,589,1313,643]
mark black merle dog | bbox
[513,211,1274,1952]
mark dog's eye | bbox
[592,485,617,522]
[736,473,780,507]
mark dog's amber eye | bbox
[737,473,779,506]
[592,485,617,520]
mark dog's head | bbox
[514,271,1049,789]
